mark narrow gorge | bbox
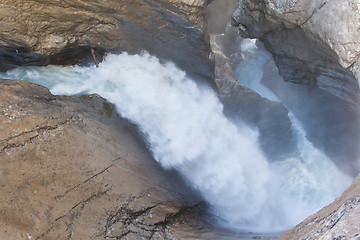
[0,0,359,239]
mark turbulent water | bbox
[0,51,352,233]
[234,39,279,102]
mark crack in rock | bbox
[54,163,116,200]
[0,120,70,153]
[37,188,112,240]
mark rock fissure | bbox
[299,1,327,27]
[37,188,112,240]
[54,163,116,200]
[104,202,160,238]
[0,119,70,153]
[326,196,360,229]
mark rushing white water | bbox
[0,51,352,233]
[234,39,279,102]
[233,39,352,230]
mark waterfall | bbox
[0,51,351,233]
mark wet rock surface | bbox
[231,0,360,107]
[0,0,212,84]
[213,52,297,161]
[208,0,297,161]
[0,79,201,239]
[262,60,360,176]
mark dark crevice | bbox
[0,46,107,72]
[300,1,328,27]
[103,199,206,239]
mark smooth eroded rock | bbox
[213,53,297,161]
[0,79,200,239]
[0,0,212,85]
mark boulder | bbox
[0,79,201,239]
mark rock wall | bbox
[170,0,208,30]
[0,0,212,85]
[213,52,297,161]
[231,0,360,107]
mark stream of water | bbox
[0,51,352,233]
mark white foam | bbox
[0,51,352,232]
[233,40,352,231]
[235,39,279,102]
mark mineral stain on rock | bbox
[102,101,114,118]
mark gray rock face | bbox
[207,0,238,34]
[304,1,360,68]
[231,0,327,33]
[214,52,297,161]
[232,0,360,107]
